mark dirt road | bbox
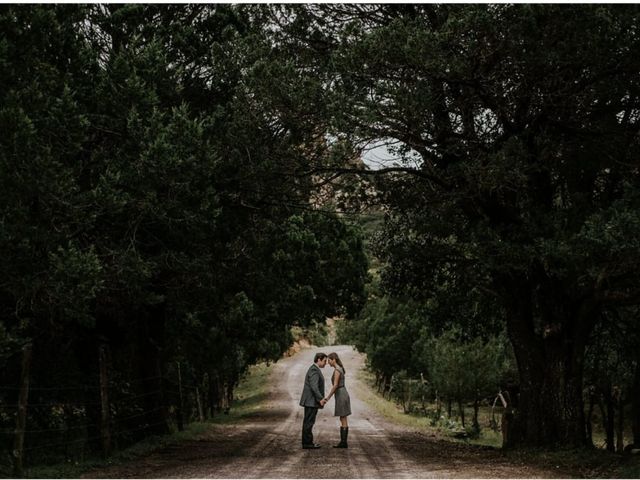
[86,346,566,478]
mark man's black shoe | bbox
[302,443,321,449]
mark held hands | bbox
[319,398,327,407]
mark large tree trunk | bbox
[585,388,595,446]
[472,392,480,434]
[501,276,595,448]
[136,302,170,437]
[202,373,210,420]
[176,362,184,431]
[208,370,220,418]
[12,343,32,477]
[458,399,466,428]
[98,342,112,458]
[597,384,615,452]
[616,391,624,453]
[631,362,640,447]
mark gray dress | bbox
[332,366,352,417]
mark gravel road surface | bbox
[85,346,566,478]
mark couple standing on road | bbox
[299,352,351,449]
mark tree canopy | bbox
[0,4,367,465]
[269,4,640,447]
[2,4,640,460]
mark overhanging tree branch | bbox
[302,166,452,189]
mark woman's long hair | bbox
[328,352,346,375]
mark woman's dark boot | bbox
[333,427,348,448]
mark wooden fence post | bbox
[13,343,32,477]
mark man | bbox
[299,352,327,449]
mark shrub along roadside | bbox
[352,362,504,448]
[354,362,640,478]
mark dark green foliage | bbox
[2,2,640,463]
[284,4,640,448]
[0,5,368,469]
[416,328,514,430]
[584,306,640,451]
[340,280,515,435]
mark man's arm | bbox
[308,368,326,405]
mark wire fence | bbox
[0,369,207,472]
[0,339,239,479]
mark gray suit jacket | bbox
[299,363,325,408]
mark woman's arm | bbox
[324,369,341,401]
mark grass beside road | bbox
[22,422,212,479]
[19,362,275,478]
[353,366,503,448]
[208,362,274,424]
[355,365,640,478]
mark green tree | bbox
[584,307,640,451]
[341,283,426,395]
[0,4,369,464]
[416,328,512,432]
[273,4,640,447]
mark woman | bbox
[323,352,352,448]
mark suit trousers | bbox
[302,406,319,445]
